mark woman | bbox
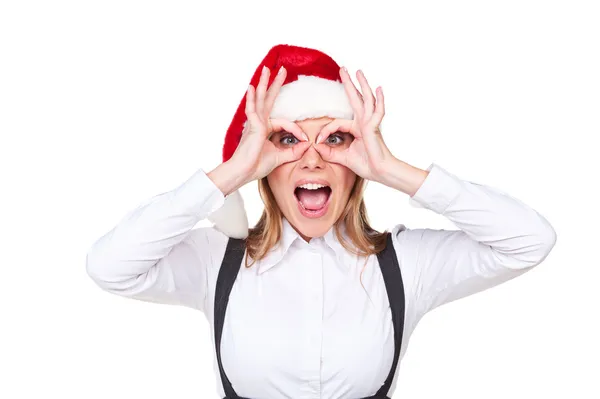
[86,44,557,399]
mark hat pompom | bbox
[207,190,249,239]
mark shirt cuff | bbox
[408,163,463,214]
[172,168,226,217]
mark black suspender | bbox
[214,237,247,398]
[213,233,405,399]
[372,232,406,398]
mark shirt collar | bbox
[256,218,356,275]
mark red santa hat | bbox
[208,44,353,238]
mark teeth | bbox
[298,183,328,190]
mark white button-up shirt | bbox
[86,163,556,399]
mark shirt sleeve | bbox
[85,168,229,312]
[393,163,557,318]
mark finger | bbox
[371,86,385,127]
[255,66,270,117]
[339,67,364,119]
[356,70,375,118]
[270,118,309,142]
[264,66,287,115]
[313,143,347,166]
[316,118,354,144]
[276,141,312,165]
[245,84,256,115]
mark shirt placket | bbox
[302,242,324,398]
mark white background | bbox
[1,0,598,398]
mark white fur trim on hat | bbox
[270,75,354,121]
[207,190,249,239]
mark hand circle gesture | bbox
[314,68,395,182]
[230,66,311,183]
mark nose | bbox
[298,145,325,170]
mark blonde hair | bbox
[244,175,388,268]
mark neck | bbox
[299,233,312,243]
[290,223,312,243]
[285,218,341,243]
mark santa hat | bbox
[207,44,353,238]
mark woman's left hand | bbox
[314,67,397,183]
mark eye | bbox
[279,134,299,146]
[325,133,346,145]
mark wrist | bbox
[378,157,429,196]
[207,160,250,197]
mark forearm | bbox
[410,163,557,267]
[207,160,250,197]
[86,167,225,288]
[378,157,430,197]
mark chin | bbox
[291,217,334,239]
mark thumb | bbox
[276,141,311,165]
[314,143,347,166]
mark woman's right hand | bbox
[229,66,311,184]
[208,66,311,196]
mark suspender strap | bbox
[214,232,405,399]
[372,232,406,398]
[214,237,246,399]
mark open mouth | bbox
[293,181,333,219]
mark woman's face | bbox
[267,117,356,241]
